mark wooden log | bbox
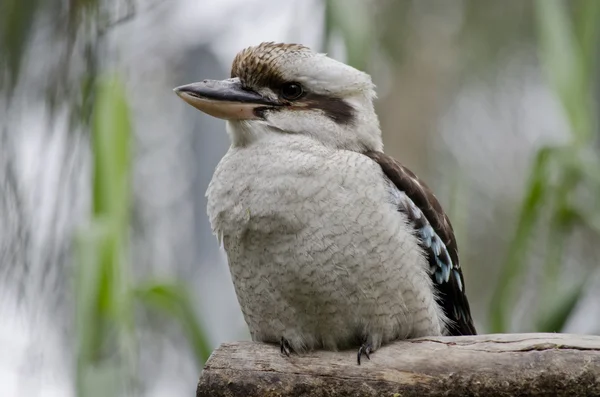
[197,333,600,397]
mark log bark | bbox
[197,333,600,397]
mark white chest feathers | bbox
[206,135,445,352]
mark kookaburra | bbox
[175,42,476,364]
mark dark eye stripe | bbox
[258,91,355,125]
[301,93,355,125]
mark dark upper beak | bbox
[173,78,278,120]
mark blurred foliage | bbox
[135,281,211,364]
[76,77,209,395]
[0,0,100,96]
[324,0,374,70]
[0,0,135,119]
[376,0,535,75]
[490,0,600,333]
[1,0,210,395]
[0,0,41,91]
[75,76,136,396]
[458,0,534,73]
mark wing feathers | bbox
[363,150,476,335]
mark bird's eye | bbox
[280,82,304,101]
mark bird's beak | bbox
[174,79,278,120]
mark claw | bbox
[357,342,372,365]
[280,337,292,357]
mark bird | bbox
[174,42,476,365]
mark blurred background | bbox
[1,0,599,395]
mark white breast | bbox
[206,134,444,352]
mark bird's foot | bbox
[280,337,294,357]
[357,342,372,365]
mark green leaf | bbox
[75,75,136,396]
[537,278,587,332]
[489,146,555,332]
[92,76,132,221]
[74,220,110,365]
[134,281,212,364]
[573,0,600,78]
[535,0,592,145]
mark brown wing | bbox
[363,151,476,335]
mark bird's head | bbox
[174,42,382,152]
